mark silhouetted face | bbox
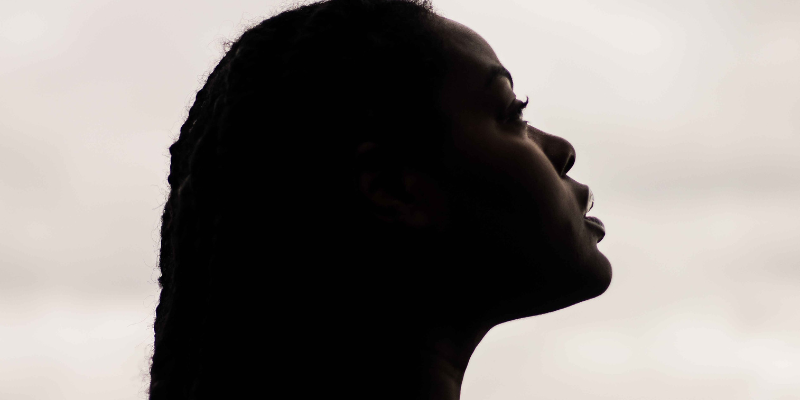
[431,18,612,325]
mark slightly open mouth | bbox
[584,215,605,243]
[583,187,604,242]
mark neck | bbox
[407,320,493,400]
[343,223,504,399]
[342,313,490,400]
[420,326,484,400]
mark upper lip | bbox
[567,178,593,216]
[584,186,594,216]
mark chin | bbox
[538,273,612,317]
[488,271,612,325]
[590,251,613,294]
[515,253,613,320]
[570,250,613,303]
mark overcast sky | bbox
[1,0,799,398]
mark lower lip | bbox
[584,216,606,243]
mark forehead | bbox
[435,18,500,67]
[434,17,510,113]
[434,17,505,90]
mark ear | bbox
[355,142,447,229]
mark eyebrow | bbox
[485,65,513,90]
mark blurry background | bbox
[1,0,798,398]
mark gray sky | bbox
[1,0,799,398]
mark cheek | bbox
[506,142,579,239]
[447,127,584,251]
[451,128,570,214]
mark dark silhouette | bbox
[149,0,611,399]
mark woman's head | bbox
[427,18,611,323]
[150,0,610,398]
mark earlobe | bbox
[355,142,440,228]
[358,169,408,222]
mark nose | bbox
[527,126,576,177]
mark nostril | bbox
[561,152,575,177]
[535,128,577,177]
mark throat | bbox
[416,324,488,400]
[423,343,467,400]
[350,320,484,400]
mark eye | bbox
[504,96,529,125]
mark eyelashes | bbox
[506,95,529,125]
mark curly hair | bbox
[149,0,451,398]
